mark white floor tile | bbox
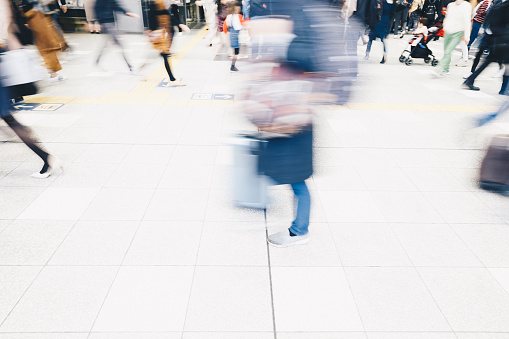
[330,223,412,267]
[49,220,139,265]
[158,164,214,189]
[391,223,483,267]
[488,268,509,295]
[18,187,100,220]
[455,333,509,339]
[403,167,470,192]
[0,187,44,219]
[81,188,154,220]
[418,267,509,331]
[90,334,181,339]
[367,333,456,339]
[144,189,209,221]
[75,144,132,163]
[451,224,509,267]
[184,266,273,331]
[183,333,274,339]
[0,266,117,332]
[168,146,217,165]
[356,166,417,191]
[0,220,11,234]
[49,163,118,188]
[372,192,445,223]
[0,220,74,265]
[197,221,267,266]
[268,223,342,267]
[271,267,363,332]
[121,145,175,165]
[319,191,386,223]
[313,167,367,191]
[0,162,59,187]
[204,189,265,222]
[278,333,367,339]
[424,192,503,224]
[123,221,202,265]
[0,266,42,323]
[92,266,194,332]
[345,267,450,331]
[0,334,88,339]
[346,148,398,167]
[105,163,166,188]
[265,189,327,223]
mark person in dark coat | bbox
[365,0,394,63]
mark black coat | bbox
[259,127,313,185]
[94,0,128,23]
[489,0,509,63]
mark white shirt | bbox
[225,14,243,31]
[443,1,472,38]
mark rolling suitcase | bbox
[231,134,269,209]
[479,135,509,194]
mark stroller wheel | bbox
[424,57,431,64]
[399,55,406,63]
[405,58,413,66]
[431,59,439,67]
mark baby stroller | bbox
[399,23,443,66]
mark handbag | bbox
[147,29,165,43]
[0,49,44,88]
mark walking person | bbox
[365,0,395,63]
[147,0,186,86]
[467,0,492,49]
[1,0,62,178]
[12,0,68,81]
[408,0,424,31]
[84,0,101,33]
[435,0,471,76]
[93,0,140,72]
[196,0,217,46]
[223,1,246,71]
[462,0,505,90]
[391,0,410,37]
[422,0,439,25]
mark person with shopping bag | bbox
[0,0,62,178]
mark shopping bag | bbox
[0,49,44,87]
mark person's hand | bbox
[126,12,140,18]
[61,5,67,13]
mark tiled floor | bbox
[1,25,509,338]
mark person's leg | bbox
[380,38,387,63]
[460,40,468,62]
[465,53,493,85]
[400,7,409,32]
[365,37,374,57]
[289,181,311,236]
[471,46,485,73]
[439,31,463,73]
[96,22,112,65]
[467,22,482,50]
[2,114,52,174]
[500,66,509,94]
[106,22,133,70]
[231,47,240,71]
[161,53,176,81]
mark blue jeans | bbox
[467,22,482,50]
[289,181,310,236]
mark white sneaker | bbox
[31,155,63,179]
[177,32,183,37]
[493,65,506,78]
[456,60,469,67]
[49,73,67,82]
[267,229,310,248]
[463,72,473,79]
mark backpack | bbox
[425,0,436,16]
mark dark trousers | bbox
[392,7,410,33]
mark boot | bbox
[500,75,509,95]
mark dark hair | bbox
[419,17,428,25]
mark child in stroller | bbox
[399,18,443,66]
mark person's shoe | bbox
[177,32,183,37]
[267,230,310,248]
[364,53,369,60]
[463,72,473,79]
[380,53,387,64]
[49,72,67,82]
[456,60,468,67]
[31,155,63,179]
[433,71,449,78]
[129,67,140,75]
[11,97,24,104]
[393,33,400,39]
[462,82,480,91]
[165,79,186,86]
[493,65,506,78]
[230,66,239,72]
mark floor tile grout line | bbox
[264,208,278,339]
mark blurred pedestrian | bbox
[12,0,68,81]
[147,0,186,86]
[196,0,217,46]
[422,0,439,25]
[1,1,62,178]
[467,0,492,50]
[223,1,246,71]
[170,1,183,36]
[435,0,471,76]
[365,0,395,63]
[94,0,140,72]
[84,0,101,33]
[408,0,424,31]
